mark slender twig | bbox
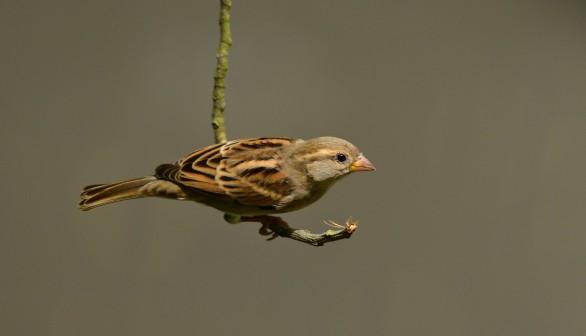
[211,0,232,144]
[243,216,360,247]
[269,217,360,247]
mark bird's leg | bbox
[239,215,291,240]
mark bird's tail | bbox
[79,176,186,211]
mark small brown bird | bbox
[79,137,375,225]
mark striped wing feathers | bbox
[159,138,295,207]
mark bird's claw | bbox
[241,215,290,241]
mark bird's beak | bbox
[350,155,376,172]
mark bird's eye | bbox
[335,153,347,162]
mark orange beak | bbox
[350,154,376,172]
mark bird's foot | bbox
[240,215,291,241]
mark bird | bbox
[79,136,375,228]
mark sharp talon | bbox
[266,232,279,241]
[241,215,290,240]
[258,224,273,236]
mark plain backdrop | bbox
[2,1,586,335]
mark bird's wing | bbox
[156,138,296,208]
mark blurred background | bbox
[2,0,586,335]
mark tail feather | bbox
[79,176,186,211]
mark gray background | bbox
[2,1,586,335]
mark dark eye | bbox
[335,153,347,162]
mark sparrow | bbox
[79,137,375,226]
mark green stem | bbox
[211,0,232,144]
